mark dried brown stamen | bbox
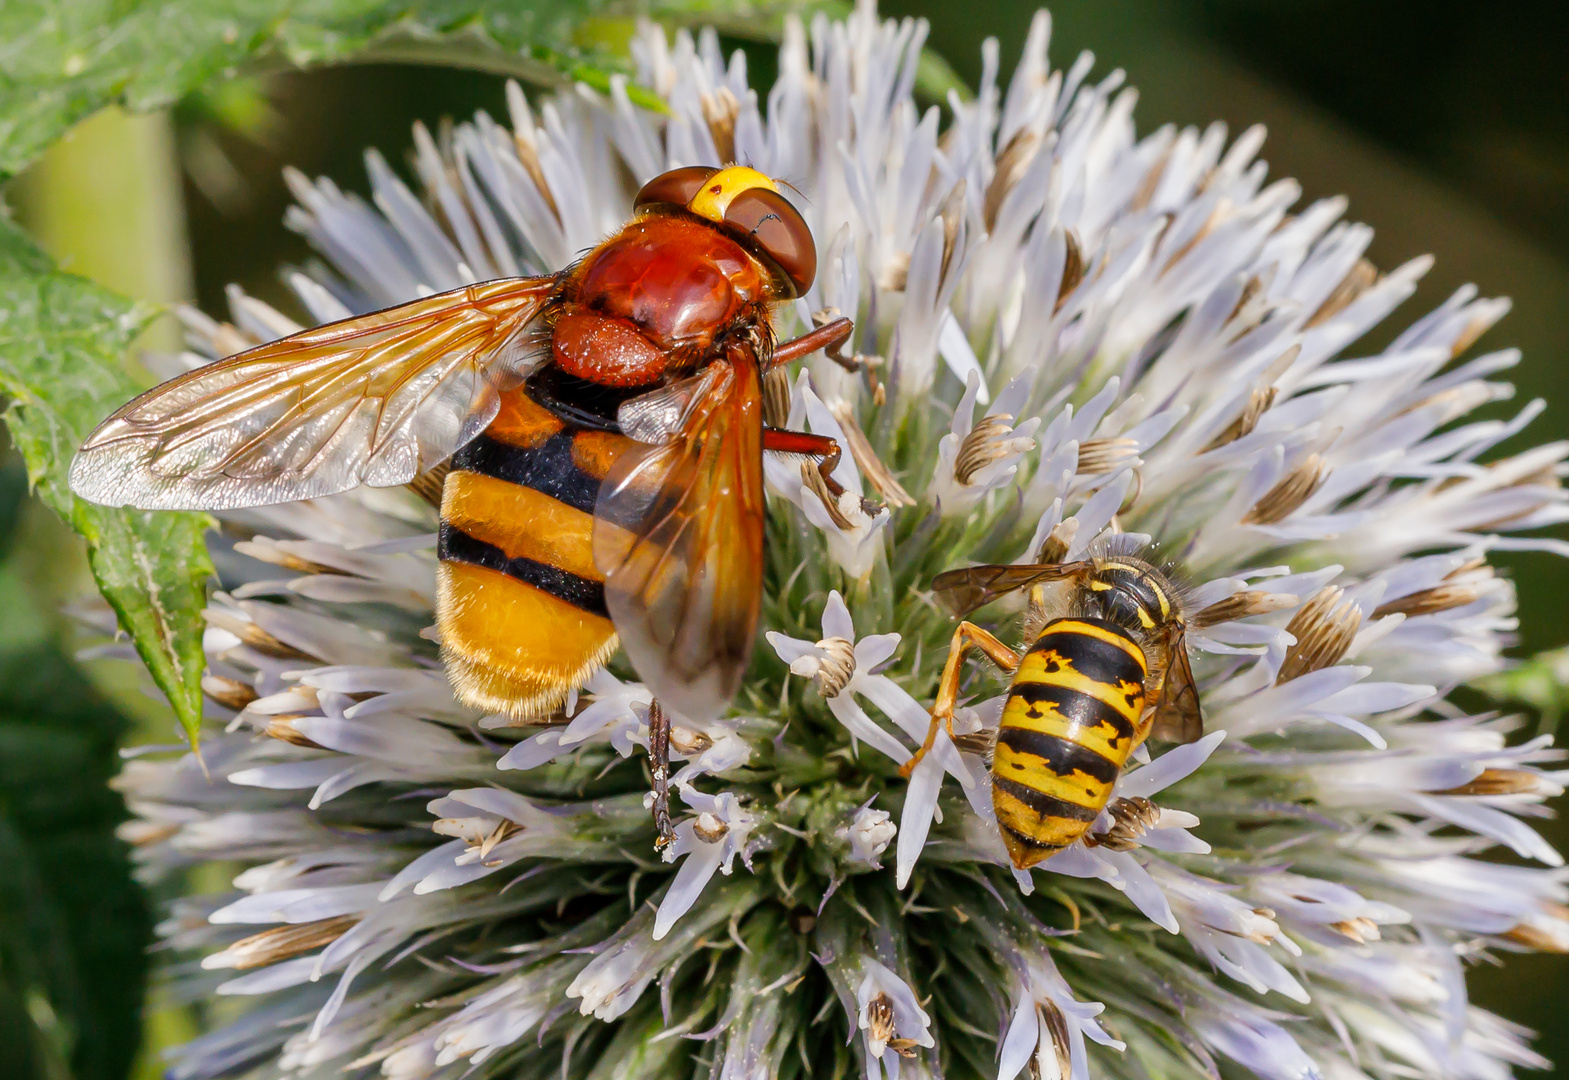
[692,811,730,843]
[1084,796,1161,851]
[865,993,920,1058]
[1428,768,1554,797]
[808,637,857,699]
[1035,1000,1073,1080]
[984,130,1041,230]
[830,400,914,506]
[669,726,714,756]
[1192,590,1300,630]
[1503,904,1569,952]
[801,462,857,530]
[1331,917,1381,944]
[700,87,740,165]
[1277,586,1361,683]
[762,365,791,429]
[219,915,360,970]
[1450,307,1506,359]
[955,415,1034,485]
[1203,385,1279,452]
[263,714,324,749]
[1163,198,1230,272]
[118,820,181,846]
[406,461,451,510]
[1076,437,1138,476]
[877,249,911,292]
[1466,456,1564,530]
[233,540,347,576]
[1242,454,1328,525]
[204,609,316,661]
[203,675,257,712]
[1304,258,1377,329]
[1055,230,1084,313]
[1035,519,1079,565]
[1371,574,1490,620]
[1129,145,1171,212]
[510,102,558,220]
[938,179,967,286]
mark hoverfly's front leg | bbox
[769,315,853,368]
[763,427,881,520]
[647,699,676,850]
[770,314,882,397]
[898,623,1022,778]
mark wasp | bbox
[70,164,869,848]
[900,540,1202,869]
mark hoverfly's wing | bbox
[615,364,730,445]
[69,277,559,510]
[930,561,1094,618]
[1149,624,1203,744]
[593,355,765,724]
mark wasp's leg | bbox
[898,623,1021,779]
[647,698,675,850]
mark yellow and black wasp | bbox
[901,539,1202,868]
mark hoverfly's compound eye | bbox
[633,166,721,212]
[721,187,817,297]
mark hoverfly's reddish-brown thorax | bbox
[562,215,773,383]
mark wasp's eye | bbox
[722,188,816,296]
[633,166,721,212]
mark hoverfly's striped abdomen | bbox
[992,617,1148,868]
[436,388,630,718]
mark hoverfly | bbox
[70,164,869,848]
[900,540,1202,869]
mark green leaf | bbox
[0,643,150,1080]
[1474,646,1569,733]
[0,0,841,182]
[0,216,213,745]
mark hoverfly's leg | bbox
[764,427,845,494]
[763,427,881,519]
[898,623,1021,779]
[647,698,676,850]
[769,316,853,368]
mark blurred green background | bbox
[1,0,1566,1076]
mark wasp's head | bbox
[633,165,816,297]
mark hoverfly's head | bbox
[633,165,817,297]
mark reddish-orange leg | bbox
[765,317,882,512]
[770,316,855,369]
[899,623,1022,778]
[763,427,847,498]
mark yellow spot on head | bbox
[687,165,778,223]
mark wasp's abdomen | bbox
[435,388,628,719]
[992,617,1148,868]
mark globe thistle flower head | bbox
[105,4,1569,1079]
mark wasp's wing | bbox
[930,562,1093,617]
[1149,625,1203,744]
[69,277,558,510]
[592,356,765,724]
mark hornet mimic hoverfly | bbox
[900,539,1203,869]
[70,164,871,849]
